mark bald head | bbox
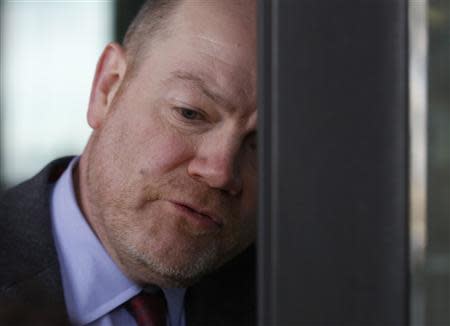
[123,0,181,71]
[122,0,256,72]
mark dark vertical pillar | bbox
[258,0,409,325]
[257,0,274,324]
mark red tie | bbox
[126,289,167,326]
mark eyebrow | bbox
[168,70,235,112]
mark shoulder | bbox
[0,157,73,318]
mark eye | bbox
[178,107,203,120]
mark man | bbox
[0,0,257,325]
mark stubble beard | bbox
[118,227,222,287]
[90,195,239,287]
[84,135,242,287]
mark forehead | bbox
[136,0,257,112]
[173,0,257,45]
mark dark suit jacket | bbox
[0,157,256,326]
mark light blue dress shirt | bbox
[50,157,187,326]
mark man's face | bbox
[82,0,257,287]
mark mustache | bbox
[143,176,236,220]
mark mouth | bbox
[168,200,224,229]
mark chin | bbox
[111,216,250,287]
[121,238,222,287]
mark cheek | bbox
[135,126,194,176]
[109,101,195,179]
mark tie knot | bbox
[126,289,167,326]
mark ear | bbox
[87,43,127,129]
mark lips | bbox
[168,200,223,228]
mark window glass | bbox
[0,0,114,187]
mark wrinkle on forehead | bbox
[196,48,255,95]
[196,35,245,52]
[159,64,256,120]
[158,34,256,112]
[173,0,256,48]
[137,0,257,115]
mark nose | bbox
[187,134,243,196]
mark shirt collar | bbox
[51,157,141,324]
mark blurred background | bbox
[0,0,448,324]
[0,0,144,187]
